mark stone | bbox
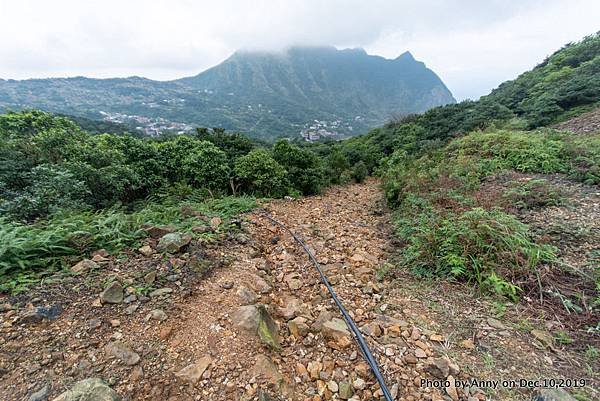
[71,259,99,274]
[145,309,167,322]
[21,305,63,324]
[159,326,173,340]
[531,329,554,349]
[145,225,176,239]
[105,341,140,365]
[210,216,222,229]
[236,286,258,305]
[278,296,304,320]
[28,385,49,401]
[248,274,272,294]
[361,322,382,337]
[138,245,154,257]
[252,354,291,395]
[322,318,352,348]
[100,282,123,304]
[352,378,366,390]
[312,310,334,332]
[220,281,234,289]
[130,365,144,382]
[175,356,212,384]
[52,378,121,401]
[284,273,303,290]
[446,375,459,401]
[149,288,173,297]
[327,381,339,393]
[157,232,192,253]
[192,225,211,234]
[231,305,280,349]
[288,316,309,337]
[0,303,12,312]
[532,388,577,401]
[338,382,354,399]
[143,271,157,284]
[414,348,427,358]
[124,304,138,315]
[88,318,102,330]
[427,357,460,379]
[487,317,507,330]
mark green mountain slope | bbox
[0,46,454,140]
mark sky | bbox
[0,0,598,100]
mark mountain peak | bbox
[396,51,415,61]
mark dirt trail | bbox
[1,179,597,401]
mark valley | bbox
[0,47,454,141]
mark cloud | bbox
[0,0,598,99]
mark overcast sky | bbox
[0,0,598,100]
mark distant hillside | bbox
[0,46,454,140]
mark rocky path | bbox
[1,178,596,401]
[129,178,475,401]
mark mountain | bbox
[0,46,455,140]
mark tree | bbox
[234,149,289,197]
[272,140,325,195]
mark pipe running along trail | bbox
[261,209,394,401]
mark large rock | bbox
[100,282,123,304]
[52,378,121,401]
[231,305,280,349]
[105,341,140,365]
[175,356,212,384]
[157,232,192,253]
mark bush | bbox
[326,150,350,185]
[502,179,566,209]
[0,196,256,293]
[450,129,567,176]
[0,165,89,222]
[234,149,289,197]
[397,205,555,299]
[182,142,230,192]
[351,161,368,183]
[563,133,600,184]
[272,140,325,195]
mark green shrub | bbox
[450,129,567,176]
[326,149,350,185]
[234,149,289,197]
[397,206,555,299]
[182,142,230,192]
[503,179,566,209]
[0,196,256,293]
[0,164,90,222]
[563,133,600,184]
[272,140,325,195]
[351,161,368,183]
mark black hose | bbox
[261,210,394,401]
